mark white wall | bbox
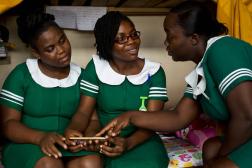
[0,15,195,108]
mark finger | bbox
[43,144,57,159]
[66,132,83,145]
[55,136,67,149]
[56,134,66,141]
[41,147,52,157]
[113,123,126,135]
[96,121,117,136]
[69,144,83,152]
[99,147,121,157]
[48,143,62,159]
[100,144,114,153]
[94,139,99,144]
[88,140,93,145]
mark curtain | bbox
[217,0,252,44]
[0,0,22,14]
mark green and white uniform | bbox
[0,59,97,168]
[184,36,252,168]
[81,55,169,168]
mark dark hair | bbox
[170,0,228,38]
[16,12,60,49]
[94,11,134,61]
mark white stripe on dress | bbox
[80,87,98,94]
[0,96,23,106]
[1,89,24,101]
[150,87,167,90]
[81,80,99,90]
[219,69,252,91]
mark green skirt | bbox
[2,143,98,168]
[104,134,168,168]
[228,138,252,168]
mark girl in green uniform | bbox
[97,1,252,168]
[65,11,169,168]
[0,13,102,168]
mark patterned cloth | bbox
[160,136,203,168]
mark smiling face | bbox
[163,13,195,62]
[32,26,71,68]
[112,20,141,63]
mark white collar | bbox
[185,35,227,99]
[92,55,160,85]
[26,59,81,88]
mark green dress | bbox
[80,55,169,168]
[184,36,252,168]
[0,59,96,168]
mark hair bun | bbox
[16,12,55,45]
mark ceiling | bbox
[5,0,215,16]
[5,0,187,16]
[48,0,185,8]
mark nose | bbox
[56,45,65,54]
[126,36,135,44]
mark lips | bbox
[128,48,138,54]
[59,55,70,63]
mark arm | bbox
[65,95,96,135]
[1,105,45,145]
[218,81,252,156]
[97,97,201,138]
[125,100,163,150]
[130,97,201,131]
[64,95,98,152]
[0,105,66,158]
[84,110,100,137]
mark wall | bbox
[0,15,195,108]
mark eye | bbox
[130,31,140,39]
[59,36,66,45]
[45,45,55,52]
[115,36,127,43]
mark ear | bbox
[31,48,40,59]
[190,33,200,46]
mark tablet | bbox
[69,137,106,140]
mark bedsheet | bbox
[161,136,203,168]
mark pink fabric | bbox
[176,113,217,148]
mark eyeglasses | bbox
[114,31,140,44]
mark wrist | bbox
[125,137,134,151]
[34,132,45,145]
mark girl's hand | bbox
[64,128,84,152]
[96,112,132,137]
[99,137,128,157]
[39,132,67,159]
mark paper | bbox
[46,6,107,31]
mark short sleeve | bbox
[148,66,168,101]
[183,85,194,99]
[80,59,99,98]
[0,64,26,112]
[207,37,252,97]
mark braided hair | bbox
[170,0,228,39]
[16,12,60,49]
[94,11,134,61]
